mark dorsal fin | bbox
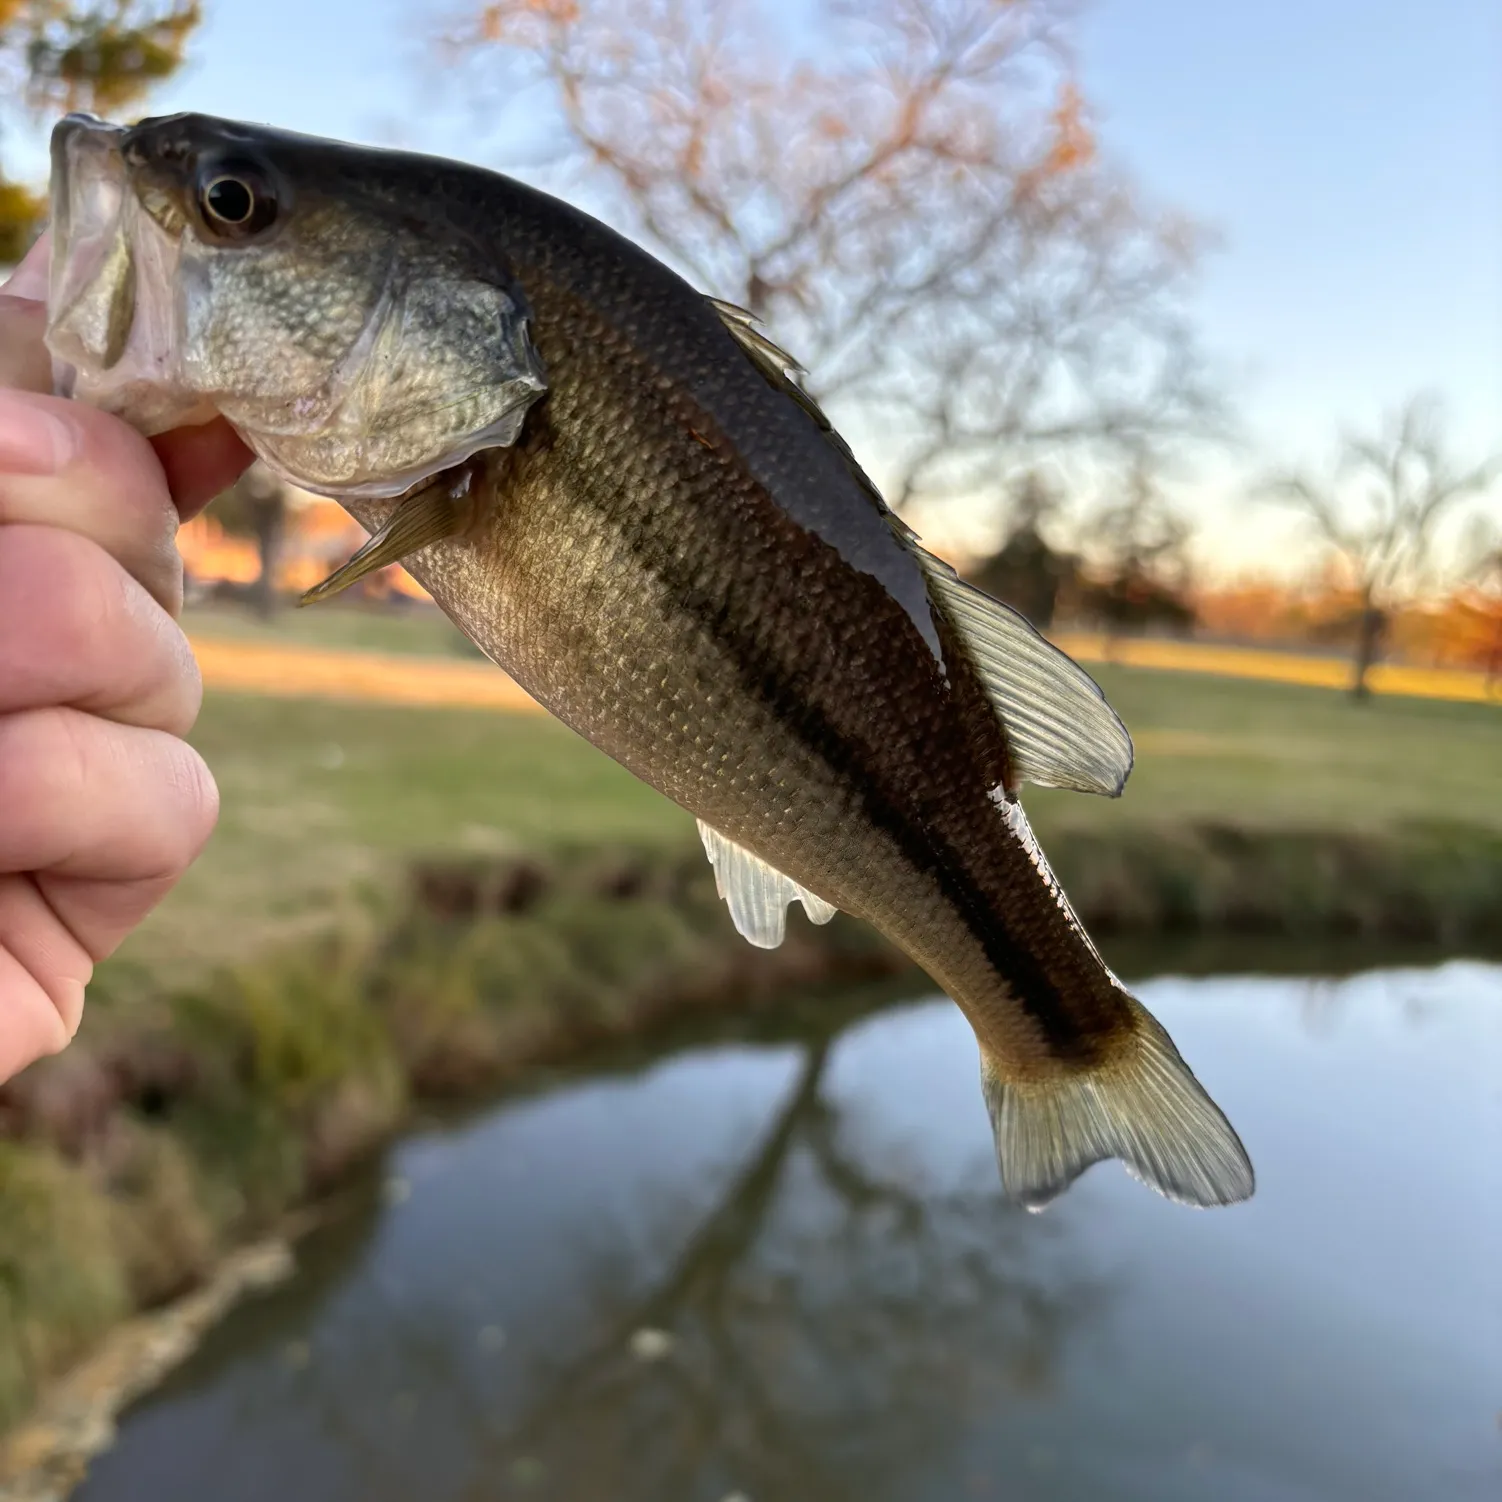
[708,298,816,415]
[914,546,1134,796]
[707,296,892,512]
[708,297,1133,798]
[697,820,837,949]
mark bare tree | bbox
[1460,520,1502,690]
[213,461,289,618]
[439,0,1223,549]
[1259,394,1499,699]
[968,468,1078,628]
[1078,455,1195,640]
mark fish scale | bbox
[43,110,1254,1212]
[366,276,1122,1061]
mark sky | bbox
[6,0,1498,578]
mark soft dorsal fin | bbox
[697,820,837,949]
[914,548,1134,797]
[708,297,1133,798]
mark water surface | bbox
[78,961,1502,1502]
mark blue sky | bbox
[8,0,1498,575]
[1075,1,1500,568]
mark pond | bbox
[76,958,1501,1502]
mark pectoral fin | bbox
[696,820,837,949]
[300,470,473,606]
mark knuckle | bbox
[87,417,179,534]
[12,402,183,608]
[159,624,205,735]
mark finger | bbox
[0,385,186,613]
[0,294,53,393]
[0,708,217,966]
[0,231,49,303]
[0,706,217,887]
[152,418,255,522]
[1,235,58,393]
[0,241,254,522]
[0,526,202,735]
[0,874,90,1077]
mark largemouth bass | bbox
[43,112,1253,1210]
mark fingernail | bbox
[0,390,78,474]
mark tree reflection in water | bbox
[289,1013,1111,1502]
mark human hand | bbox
[0,234,252,1082]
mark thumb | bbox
[0,230,53,394]
[1,230,50,303]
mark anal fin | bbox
[980,995,1254,1211]
[696,820,837,949]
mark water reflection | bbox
[78,960,1502,1502]
[460,1031,1109,1502]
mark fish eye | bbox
[195,163,280,239]
[204,176,254,223]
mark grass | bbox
[183,598,480,658]
[1025,664,1502,836]
[109,696,693,988]
[104,648,1502,989]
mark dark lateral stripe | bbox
[614,500,1091,1061]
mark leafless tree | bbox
[213,461,289,618]
[968,468,1078,627]
[1259,394,1499,698]
[1077,455,1196,639]
[438,0,1224,551]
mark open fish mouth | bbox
[43,112,549,495]
[45,114,215,436]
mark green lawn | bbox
[183,598,481,657]
[1025,665,1502,837]
[102,627,1502,989]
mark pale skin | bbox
[0,234,252,1083]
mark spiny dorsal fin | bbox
[708,298,816,415]
[708,297,1132,798]
[915,547,1134,797]
[697,819,837,949]
[707,296,892,511]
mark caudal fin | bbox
[980,997,1254,1211]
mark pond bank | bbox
[1,820,1499,1468]
[25,960,1502,1502]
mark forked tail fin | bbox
[980,995,1254,1211]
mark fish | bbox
[42,110,1253,1211]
